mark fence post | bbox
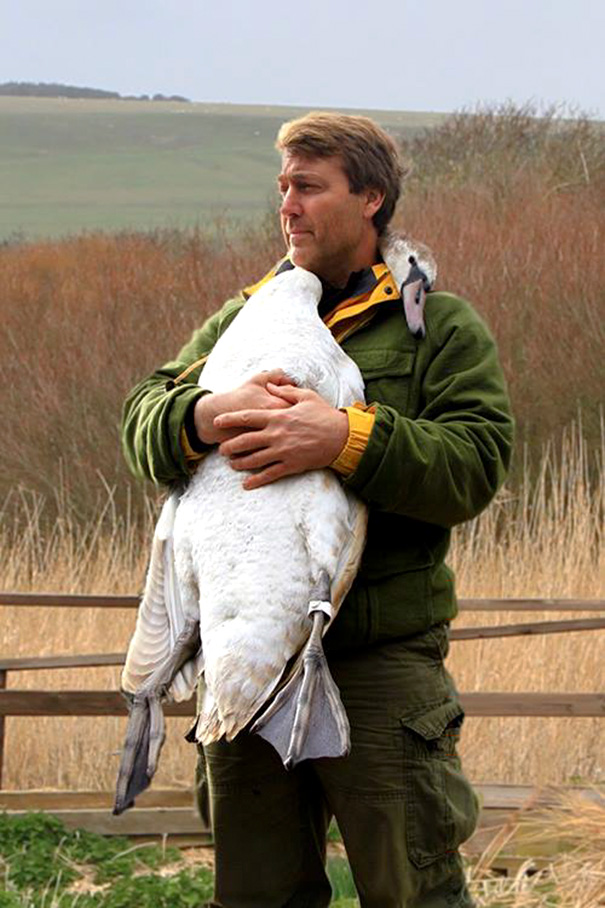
[0,669,6,788]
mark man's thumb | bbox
[262,368,297,386]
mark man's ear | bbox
[363,188,386,219]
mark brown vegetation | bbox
[1,104,603,794]
[398,103,604,459]
[468,788,605,907]
[1,105,603,524]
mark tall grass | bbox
[0,432,602,792]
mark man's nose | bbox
[279,188,302,218]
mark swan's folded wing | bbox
[121,493,202,701]
[330,489,368,614]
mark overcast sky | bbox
[1,0,603,115]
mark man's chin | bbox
[289,248,319,275]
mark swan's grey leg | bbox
[253,570,350,767]
[113,616,201,815]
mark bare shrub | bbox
[401,101,604,197]
[397,107,604,460]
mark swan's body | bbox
[115,267,367,812]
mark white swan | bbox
[114,266,367,814]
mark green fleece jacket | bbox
[122,274,513,648]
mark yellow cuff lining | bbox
[331,404,376,477]
[180,426,207,467]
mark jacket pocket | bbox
[401,700,479,869]
[352,349,416,414]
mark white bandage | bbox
[308,600,333,620]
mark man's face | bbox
[277,152,383,287]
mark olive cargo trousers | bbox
[198,625,478,908]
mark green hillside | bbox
[0,97,445,242]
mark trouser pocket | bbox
[401,700,479,869]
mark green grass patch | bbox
[327,857,358,901]
[0,812,358,906]
[0,812,212,906]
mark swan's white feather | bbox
[122,267,367,740]
[121,494,203,700]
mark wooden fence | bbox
[1,592,603,848]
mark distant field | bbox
[0,97,445,241]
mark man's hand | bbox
[215,382,349,490]
[194,370,295,445]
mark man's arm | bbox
[343,297,514,527]
[214,294,513,527]
[121,298,242,485]
[121,296,296,486]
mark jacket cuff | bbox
[331,403,376,477]
[181,395,213,466]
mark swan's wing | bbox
[330,490,368,614]
[121,493,202,701]
[298,476,368,620]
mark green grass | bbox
[0,812,359,906]
[0,97,445,241]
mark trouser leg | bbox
[202,730,332,908]
[315,627,477,908]
[198,625,477,908]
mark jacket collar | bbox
[242,229,437,342]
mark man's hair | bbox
[276,112,408,234]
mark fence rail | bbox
[1,689,603,718]
[1,592,603,789]
[0,784,602,860]
[2,592,604,611]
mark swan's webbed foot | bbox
[252,570,350,767]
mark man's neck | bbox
[317,267,375,319]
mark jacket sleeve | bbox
[344,297,514,528]
[121,296,243,486]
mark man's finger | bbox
[265,396,293,410]
[256,369,296,387]
[219,430,269,457]
[228,449,278,472]
[266,383,307,404]
[243,462,289,490]
[214,409,272,431]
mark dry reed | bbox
[0,428,602,792]
[467,788,605,906]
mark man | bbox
[122,112,514,907]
